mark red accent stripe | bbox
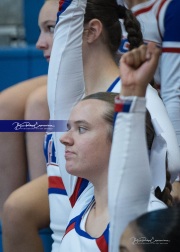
[156,0,166,20]
[59,0,65,11]
[156,0,167,39]
[114,103,124,112]
[162,48,180,53]
[48,176,65,190]
[69,178,83,207]
[65,222,75,236]
[96,236,108,252]
[133,0,157,16]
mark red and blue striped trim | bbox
[70,178,89,207]
[64,221,76,237]
[162,47,180,53]
[48,176,67,195]
[57,0,72,22]
[133,0,157,16]
[96,225,109,252]
[114,96,132,113]
[114,96,132,123]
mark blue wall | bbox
[23,0,45,44]
[0,1,51,249]
[0,46,48,91]
[0,0,48,92]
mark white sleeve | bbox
[117,82,180,186]
[47,0,87,197]
[146,85,180,184]
[108,97,151,252]
[148,189,167,212]
[47,2,91,246]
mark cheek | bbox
[85,137,111,161]
[47,37,53,49]
[49,37,53,47]
[82,41,88,62]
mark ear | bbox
[85,19,103,43]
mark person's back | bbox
[120,0,180,147]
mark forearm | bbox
[48,0,86,120]
[47,0,87,196]
[108,97,151,252]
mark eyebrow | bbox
[67,120,91,128]
[40,20,56,27]
[43,20,56,24]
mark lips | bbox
[65,150,76,159]
[44,55,50,61]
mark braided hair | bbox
[84,0,143,57]
[120,5,143,50]
[146,111,173,207]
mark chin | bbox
[66,165,77,176]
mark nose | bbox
[36,33,48,50]
[60,132,74,146]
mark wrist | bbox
[115,96,146,113]
[120,86,146,97]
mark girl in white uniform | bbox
[57,43,161,251]
[46,0,180,250]
[47,0,145,250]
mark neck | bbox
[85,164,109,237]
[94,184,108,213]
[91,169,108,214]
[84,46,119,95]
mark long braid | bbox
[84,0,144,59]
[117,5,143,50]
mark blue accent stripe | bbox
[123,103,132,112]
[77,179,89,200]
[72,196,109,240]
[48,188,67,195]
[75,204,96,239]
[103,224,109,244]
[113,99,132,126]
[57,0,73,23]
[107,77,120,92]
[164,0,180,42]
[66,214,80,228]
